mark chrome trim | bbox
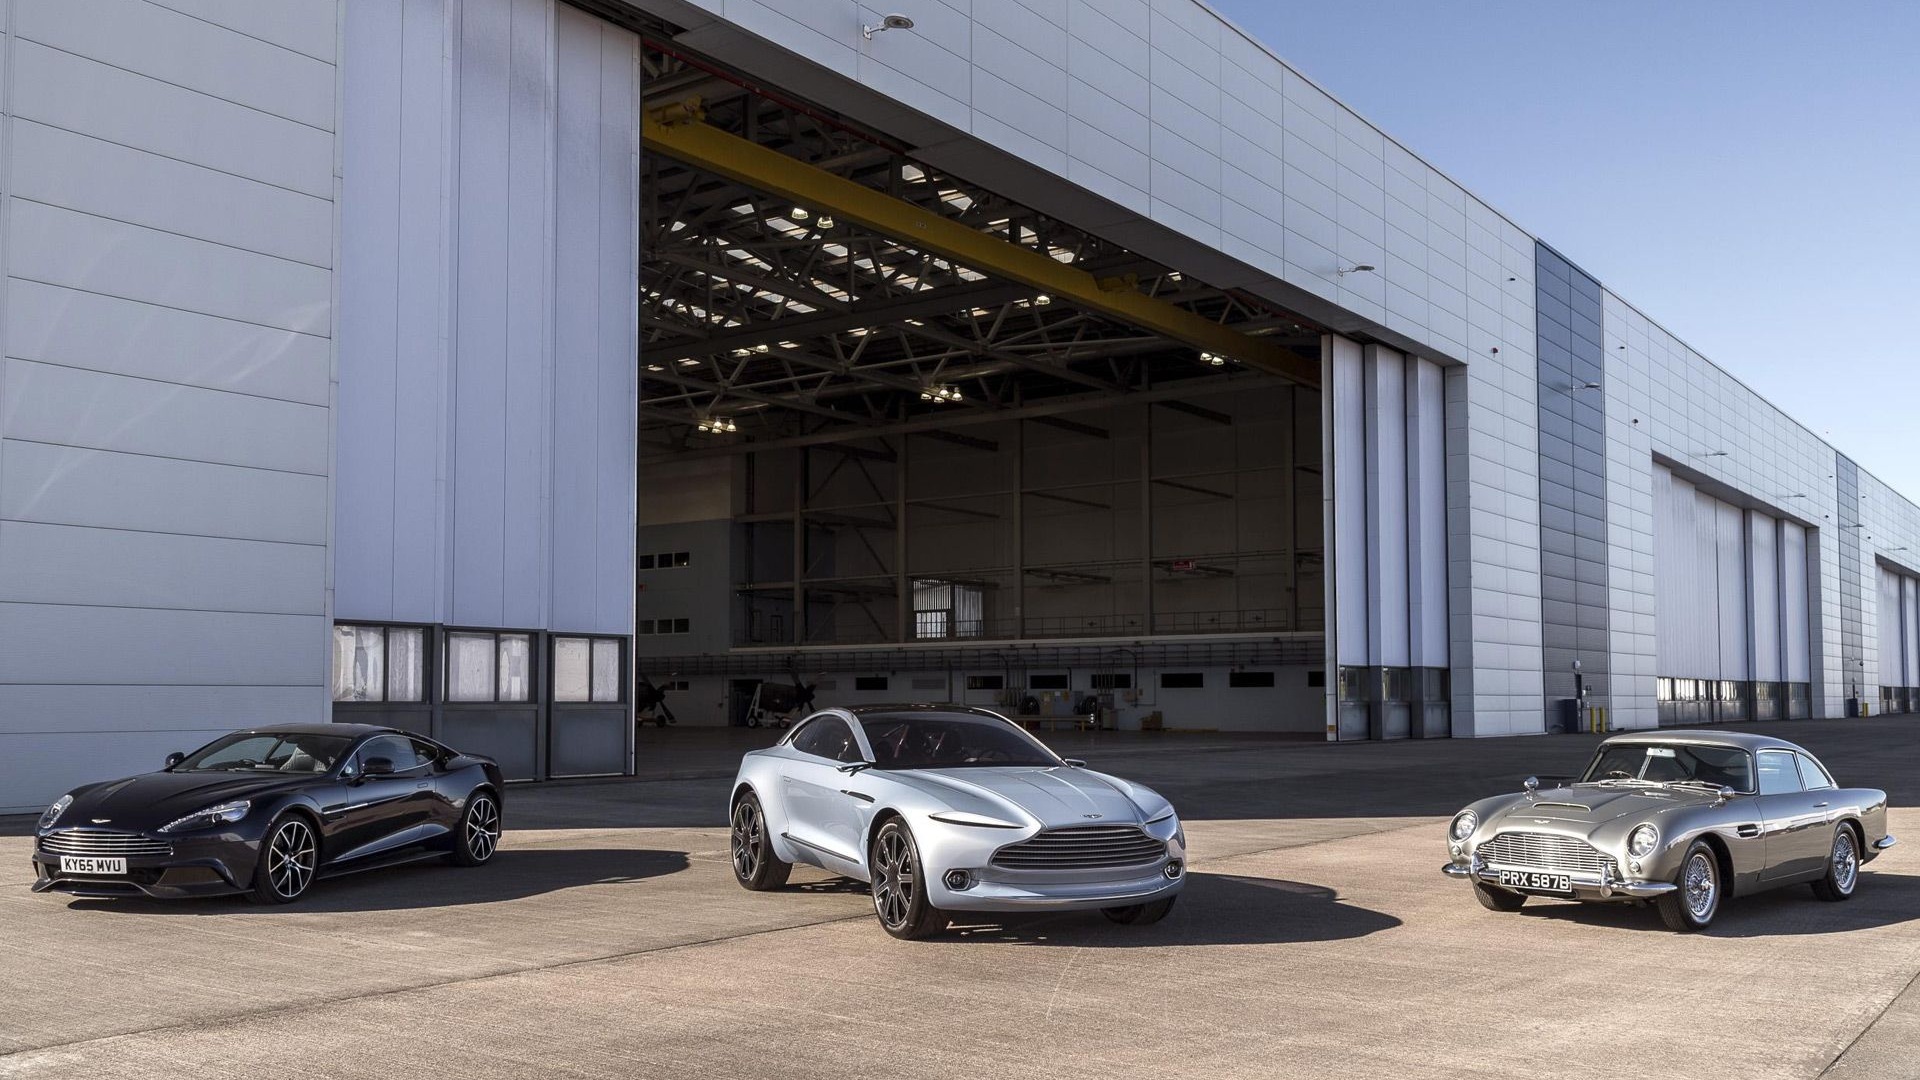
[38,830,173,858]
[1874,835,1898,851]
[1478,830,1617,877]
[990,824,1167,871]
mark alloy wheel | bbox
[466,795,500,862]
[872,829,915,928]
[1833,829,1858,893]
[731,801,762,879]
[268,820,317,899]
[1683,850,1716,921]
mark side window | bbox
[358,735,426,774]
[410,738,445,770]
[1756,750,1804,796]
[791,718,859,763]
[1797,753,1836,791]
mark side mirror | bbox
[362,756,395,777]
[836,760,874,775]
[1523,775,1540,795]
[164,751,186,770]
[1062,758,1087,768]
[1717,785,1736,803]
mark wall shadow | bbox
[60,847,689,915]
[938,872,1400,947]
[1510,869,1920,936]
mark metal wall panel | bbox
[1904,576,1918,687]
[1715,500,1748,679]
[1329,336,1368,666]
[1407,357,1449,667]
[1782,522,1812,683]
[1878,565,1902,686]
[1363,345,1410,667]
[1750,513,1781,681]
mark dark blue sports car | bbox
[30,724,504,903]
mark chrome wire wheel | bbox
[1833,829,1859,894]
[267,819,317,899]
[872,829,915,928]
[466,795,500,862]
[1683,850,1717,921]
[731,800,762,880]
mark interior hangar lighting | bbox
[697,416,738,434]
[919,385,963,403]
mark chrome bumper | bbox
[1441,859,1677,899]
[1873,834,1898,852]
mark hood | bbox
[50,771,315,832]
[892,766,1159,829]
[1492,784,1713,829]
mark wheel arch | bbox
[1695,830,1734,896]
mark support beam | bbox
[643,105,1318,385]
[920,430,999,453]
[1026,490,1112,511]
[1152,477,1235,500]
[1155,399,1234,425]
[1032,415,1111,440]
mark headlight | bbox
[926,811,1022,829]
[38,794,73,830]
[1628,824,1659,859]
[1449,810,1478,841]
[159,799,252,834]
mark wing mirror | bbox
[1716,785,1736,803]
[1062,758,1087,768]
[362,756,395,777]
[836,760,874,775]
[1523,775,1540,796]
[164,751,186,770]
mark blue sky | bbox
[1207,0,1920,496]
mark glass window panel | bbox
[553,637,590,702]
[672,618,690,634]
[638,554,655,570]
[592,639,622,702]
[331,625,384,702]
[387,628,425,702]
[447,632,497,702]
[498,634,532,702]
[673,552,690,567]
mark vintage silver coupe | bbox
[1443,731,1895,930]
[729,704,1185,939]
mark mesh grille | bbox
[1478,831,1613,876]
[991,825,1166,870]
[39,830,173,859]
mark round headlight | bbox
[38,794,73,830]
[1628,824,1659,859]
[1450,810,1478,841]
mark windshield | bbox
[1580,742,1753,792]
[859,713,1061,770]
[175,733,355,774]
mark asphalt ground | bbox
[3,717,1919,1079]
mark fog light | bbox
[943,870,974,890]
[1450,842,1462,857]
[1629,861,1641,875]
[1163,861,1183,880]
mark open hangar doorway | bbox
[619,15,1339,763]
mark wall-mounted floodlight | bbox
[863,13,914,39]
[1571,381,1602,391]
[1336,263,1376,276]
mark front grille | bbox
[39,830,173,859]
[991,825,1167,871]
[1478,831,1614,877]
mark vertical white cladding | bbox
[1750,512,1781,681]
[1714,501,1748,679]
[1363,345,1410,667]
[1329,336,1367,666]
[1878,565,1901,687]
[1905,576,1919,686]
[1782,521,1812,683]
[336,0,637,637]
[0,0,337,812]
[1407,357,1449,667]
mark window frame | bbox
[1796,751,1836,791]
[1756,748,1805,796]
[788,715,862,763]
[551,634,627,705]
[331,621,433,705]
[442,627,540,705]
[352,733,432,777]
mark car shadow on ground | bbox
[934,872,1400,947]
[59,847,689,915]
[1509,869,1920,936]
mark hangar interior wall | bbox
[0,0,338,813]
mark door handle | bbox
[417,782,431,790]
[840,789,874,803]
[1736,824,1760,838]
[1813,802,1829,808]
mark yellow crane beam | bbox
[642,101,1318,387]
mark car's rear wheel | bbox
[1811,824,1860,902]
[249,814,318,904]
[448,791,500,867]
[1655,840,1722,931]
[1472,881,1527,912]
[1103,896,1178,925]
[730,792,791,891]
[871,819,946,940]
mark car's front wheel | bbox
[249,813,319,904]
[730,792,791,891]
[448,790,500,867]
[1472,881,1527,912]
[1103,896,1177,925]
[871,819,946,939]
[1811,824,1860,902]
[1655,840,1722,931]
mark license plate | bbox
[1498,869,1571,894]
[59,856,127,876]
